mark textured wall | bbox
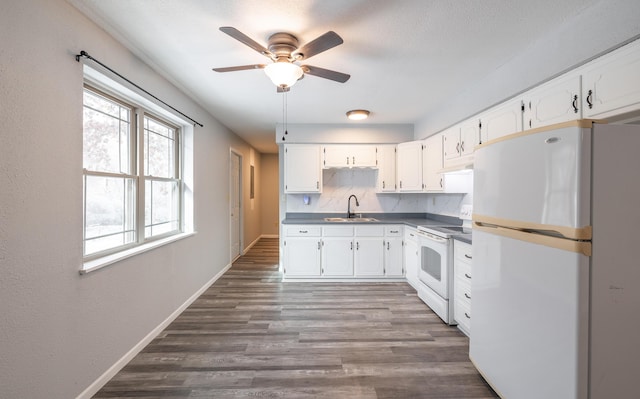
[0,1,262,397]
[260,154,280,236]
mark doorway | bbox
[230,150,242,262]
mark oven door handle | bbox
[418,232,448,243]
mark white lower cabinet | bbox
[403,227,419,288]
[284,223,404,279]
[355,237,385,276]
[321,226,354,276]
[453,239,473,336]
[283,225,322,277]
[384,226,404,277]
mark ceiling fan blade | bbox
[212,64,266,72]
[294,31,343,60]
[219,27,272,57]
[302,65,350,83]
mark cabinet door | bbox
[397,141,423,192]
[460,119,482,154]
[481,98,523,141]
[376,145,397,192]
[283,238,321,276]
[442,127,461,162]
[322,145,350,168]
[284,145,321,193]
[354,238,385,276]
[582,40,640,119]
[524,74,581,129]
[321,237,354,276]
[384,237,404,277]
[404,232,419,287]
[423,134,443,192]
[350,145,378,167]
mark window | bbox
[82,86,182,259]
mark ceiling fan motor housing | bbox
[268,32,300,60]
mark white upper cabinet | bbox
[523,74,582,129]
[376,144,397,193]
[481,97,523,141]
[443,125,475,169]
[423,134,444,192]
[581,39,640,120]
[284,144,322,193]
[396,141,423,192]
[460,118,484,153]
[323,145,377,168]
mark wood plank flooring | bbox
[93,237,498,398]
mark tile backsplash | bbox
[286,168,472,217]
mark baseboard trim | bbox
[75,262,232,399]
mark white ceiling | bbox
[69,0,628,153]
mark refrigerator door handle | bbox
[473,222,592,257]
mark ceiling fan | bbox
[212,27,350,92]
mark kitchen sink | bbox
[324,217,378,222]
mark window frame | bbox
[82,84,185,262]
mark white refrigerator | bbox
[470,120,640,399]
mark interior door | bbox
[230,151,241,261]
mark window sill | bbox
[80,232,197,275]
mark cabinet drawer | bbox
[284,225,322,237]
[384,225,403,236]
[455,299,471,335]
[454,240,473,262]
[456,260,472,282]
[355,225,384,237]
[323,225,354,237]
[455,276,472,307]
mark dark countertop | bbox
[453,234,473,245]
[283,213,472,244]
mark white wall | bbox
[0,1,261,398]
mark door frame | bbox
[229,148,243,262]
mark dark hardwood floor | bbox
[93,237,498,398]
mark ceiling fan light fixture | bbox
[264,62,303,88]
[346,109,370,121]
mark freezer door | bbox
[469,228,589,399]
[473,124,592,236]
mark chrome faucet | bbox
[347,194,359,219]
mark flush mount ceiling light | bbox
[346,109,370,121]
[264,61,304,89]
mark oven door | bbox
[418,232,450,299]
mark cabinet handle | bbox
[572,94,579,113]
[356,242,359,250]
[350,242,353,250]
[465,312,471,319]
[390,230,398,234]
[353,156,355,164]
[316,181,319,189]
[346,157,349,165]
[399,181,403,189]
[317,242,321,250]
[382,181,386,189]
[456,142,460,154]
[387,242,390,250]
[586,90,593,109]
[440,177,443,188]
[464,254,472,259]
[464,273,471,279]
[460,141,465,153]
[299,230,308,233]
[465,293,471,299]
